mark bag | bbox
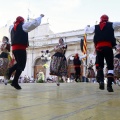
[0,58,9,76]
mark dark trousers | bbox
[75,67,81,82]
[96,47,114,85]
[97,47,114,70]
[9,50,27,85]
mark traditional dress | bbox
[50,43,67,77]
[87,62,95,82]
[114,44,120,78]
[0,40,11,76]
[114,58,120,78]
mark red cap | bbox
[100,14,109,22]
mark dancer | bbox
[6,14,44,90]
[0,36,12,85]
[85,14,120,92]
[114,44,120,58]
[114,44,120,85]
[73,53,86,82]
[50,37,67,86]
[87,60,96,83]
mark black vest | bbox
[94,22,116,47]
[11,23,29,46]
[73,58,81,66]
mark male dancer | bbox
[6,14,44,90]
[85,14,120,92]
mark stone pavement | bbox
[0,83,120,120]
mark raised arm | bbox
[84,25,95,34]
[79,54,87,60]
[22,14,44,32]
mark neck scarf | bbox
[99,21,107,30]
[99,15,108,30]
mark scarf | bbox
[14,16,24,31]
[99,15,108,30]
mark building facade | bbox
[0,23,120,80]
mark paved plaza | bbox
[0,83,120,120]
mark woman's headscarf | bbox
[2,36,9,43]
[59,37,64,45]
[99,14,109,30]
[14,16,24,31]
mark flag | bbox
[83,34,87,54]
[80,34,87,55]
[80,34,87,61]
[80,39,83,52]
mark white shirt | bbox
[9,16,43,33]
[79,54,87,60]
[85,22,120,34]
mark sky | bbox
[0,0,120,33]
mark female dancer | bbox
[50,38,67,86]
[87,60,96,83]
[0,36,12,85]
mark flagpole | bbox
[84,34,87,82]
[80,34,88,82]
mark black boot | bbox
[97,70,104,90]
[107,73,114,92]
[75,75,78,82]
[75,78,78,82]
[11,69,22,90]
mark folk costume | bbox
[0,36,12,85]
[73,53,82,82]
[85,14,120,92]
[114,44,120,84]
[73,53,87,82]
[8,15,44,90]
[87,60,95,82]
[50,38,67,86]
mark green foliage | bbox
[37,78,44,83]
[7,80,12,83]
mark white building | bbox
[0,22,120,80]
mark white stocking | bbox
[56,76,60,85]
[62,76,67,83]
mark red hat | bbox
[99,14,109,30]
[14,16,24,31]
[16,16,24,22]
[75,53,79,58]
[100,14,109,22]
